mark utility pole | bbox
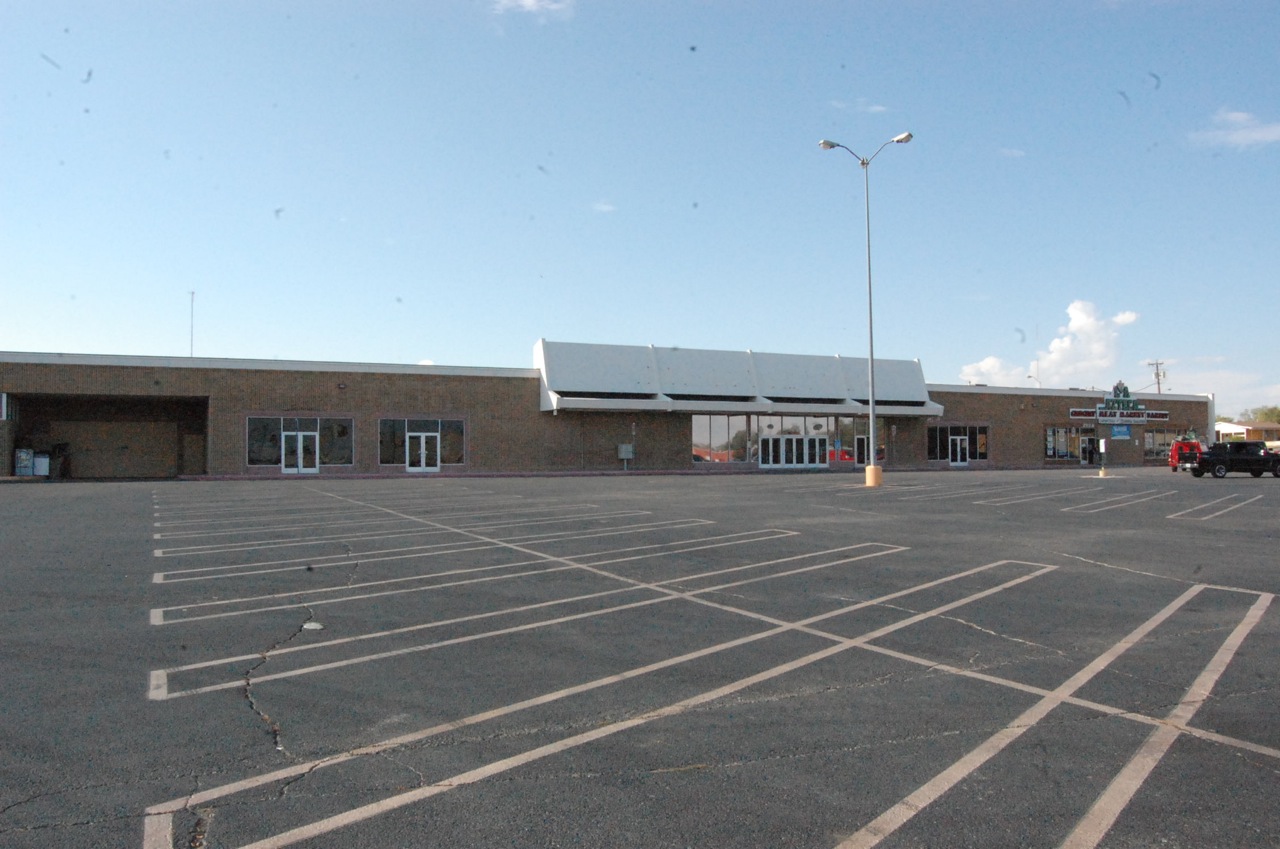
[1146,359,1165,394]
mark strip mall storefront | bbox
[2,343,1212,479]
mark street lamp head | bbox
[892,132,913,144]
[818,139,840,150]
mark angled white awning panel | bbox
[750,352,850,401]
[650,347,758,398]
[535,339,659,396]
[535,339,942,416]
[852,358,936,404]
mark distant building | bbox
[1,341,1213,479]
[1215,420,1280,443]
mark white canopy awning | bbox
[534,340,944,417]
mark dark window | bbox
[247,417,282,465]
[379,419,406,464]
[319,418,353,465]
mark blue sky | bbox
[3,0,1277,417]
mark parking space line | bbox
[1167,494,1264,520]
[149,529,790,624]
[1061,489,1176,513]
[150,560,571,625]
[142,559,1045,848]
[1058,591,1273,849]
[974,486,1103,506]
[860,638,1280,762]
[149,543,902,698]
[899,484,1033,502]
[832,583,1205,849]
[152,509,653,556]
[152,519,714,583]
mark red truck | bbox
[1168,439,1203,473]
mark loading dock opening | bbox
[8,394,208,479]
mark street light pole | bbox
[819,132,912,487]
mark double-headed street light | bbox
[819,132,913,488]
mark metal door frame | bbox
[282,431,320,474]
[406,432,440,473]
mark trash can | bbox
[33,453,50,476]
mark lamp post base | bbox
[865,465,883,488]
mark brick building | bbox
[1,341,1213,479]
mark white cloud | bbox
[998,148,1026,158]
[592,201,616,213]
[957,355,1027,387]
[959,300,1139,389]
[417,358,435,365]
[857,98,888,114]
[494,0,573,13]
[1189,108,1280,149]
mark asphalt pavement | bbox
[1,468,1277,848]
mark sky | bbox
[3,0,1278,419]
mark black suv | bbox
[1190,441,1280,478]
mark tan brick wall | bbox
[927,389,1212,469]
[1,359,1210,477]
[1,361,694,476]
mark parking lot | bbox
[2,468,1277,848]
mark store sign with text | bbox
[1069,381,1168,425]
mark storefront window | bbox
[379,419,406,464]
[247,417,281,465]
[1145,428,1176,460]
[379,418,465,465]
[692,415,751,462]
[928,425,989,461]
[318,419,353,465]
[247,416,352,467]
[1045,426,1095,459]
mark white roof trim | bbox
[0,350,536,379]
[536,339,943,416]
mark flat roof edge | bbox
[0,351,538,379]
[927,383,1211,402]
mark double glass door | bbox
[949,435,969,466]
[282,431,319,474]
[759,435,828,469]
[407,432,440,472]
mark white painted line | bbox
[151,497,533,527]
[899,484,1032,502]
[578,529,796,566]
[152,519,714,583]
[154,515,416,539]
[974,486,1103,506]
[152,544,905,698]
[142,560,1049,849]
[151,562,574,625]
[152,509,652,556]
[1167,494,1263,521]
[1058,592,1273,849]
[863,633,1280,762]
[832,584,1206,849]
[1060,489,1175,513]
[150,529,789,622]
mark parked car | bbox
[1168,439,1203,473]
[1189,441,1280,478]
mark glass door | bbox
[854,436,869,466]
[406,432,440,472]
[282,431,319,474]
[949,435,969,466]
[1080,436,1097,466]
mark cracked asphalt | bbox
[1,469,1277,848]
